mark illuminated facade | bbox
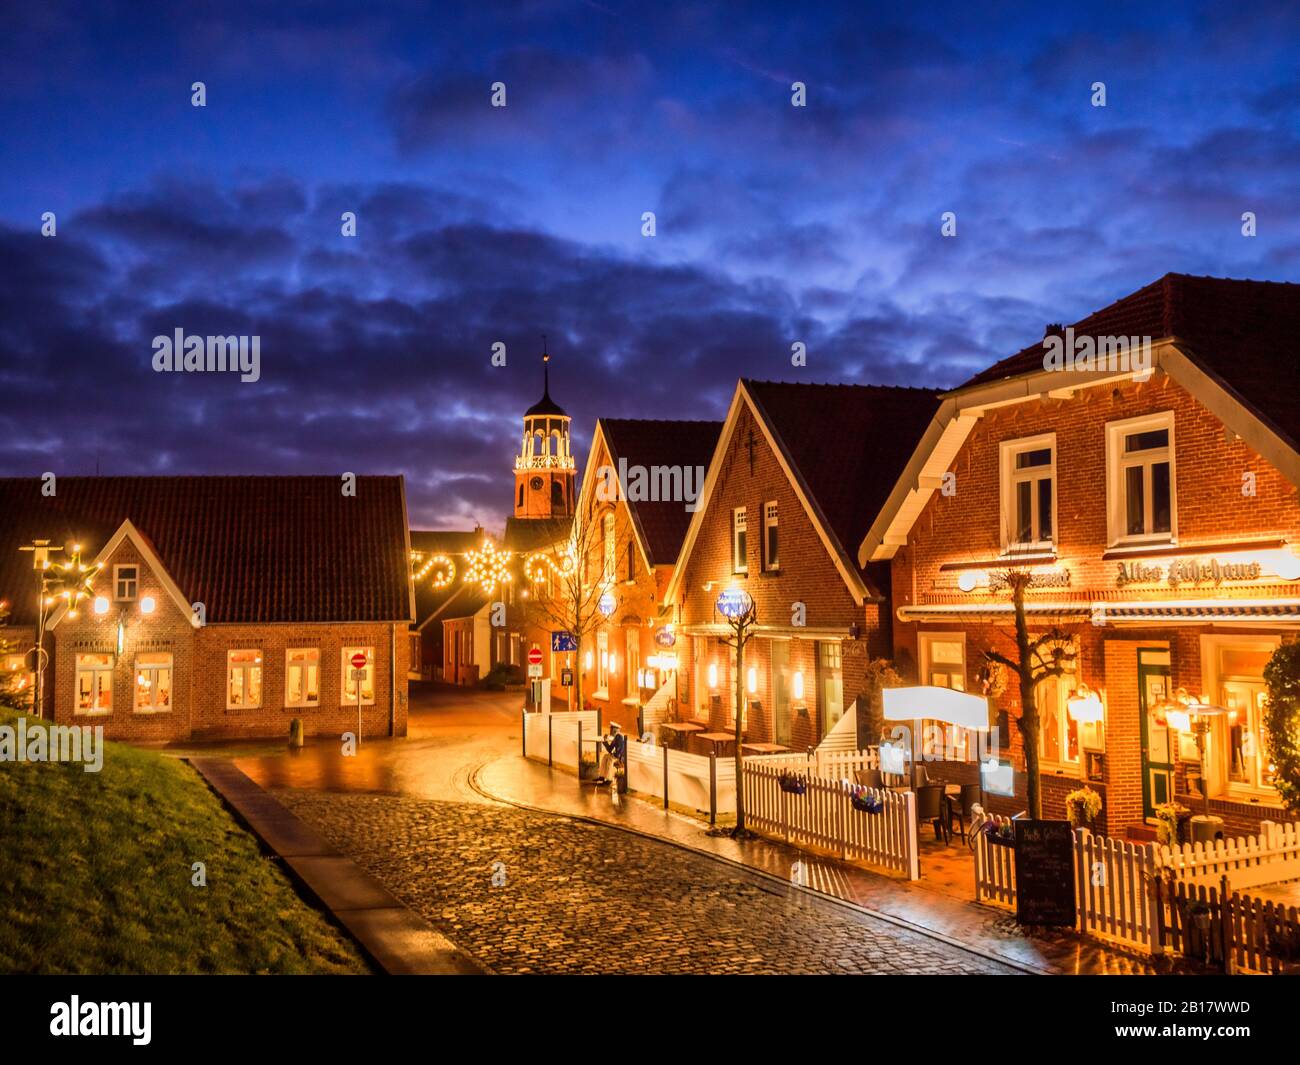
[861,275,1300,838]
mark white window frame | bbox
[918,632,972,761]
[1201,634,1281,802]
[285,648,320,708]
[75,653,114,714]
[999,433,1056,553]
[1106,411,1177,547]
[227,649,263,710]
[625,628,640,697]
[763,501,780,571]
[732,507,748,573]
[341,646,376,706]
[595,630,610,698]
[603,512,616,584]
[114,564,138,601]
[134,652,173,713]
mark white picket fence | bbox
[975,815,1300,955]
[747,746,880,782]
[522,710,601,770]
[742,760,919,879]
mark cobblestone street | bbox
[277,790,1017,975]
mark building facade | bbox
[666,380,937,754]
[1,476,414,742]
[860,275,1300,838]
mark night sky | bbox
[2,1,1297,530]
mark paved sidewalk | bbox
[191,758,485,975]
[475,754,1180,975]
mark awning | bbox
[882,685,991,730]
[897,598,1300,625]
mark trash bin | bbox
[1189,814,1225,845]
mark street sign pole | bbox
[351,652,368,744]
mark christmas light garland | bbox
[464,540,513,595]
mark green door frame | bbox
[1137,647,1173,819]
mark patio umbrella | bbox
[882,686,993,796]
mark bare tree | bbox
[520,502,635,713]
[717,594,758,837]
[980,568,1076,819]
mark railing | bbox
[1157,877,1300,974]
[742,761,919,879]
[1075,829,1159,951]
[1155,820,1300,888]
[746,746,880,782]
[625,738,735,822]
[973,812,1019,908]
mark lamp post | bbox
[1158,688,1229,821]
[18,541,100,719]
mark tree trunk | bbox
[733,629,746,835]
[1010,578,1042,819]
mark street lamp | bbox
[1156,687,1230,820]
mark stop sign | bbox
[528,646,543,666]
[351,652,368,669]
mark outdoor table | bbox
[660,721,705,734]
[696,731,737,755]
[741,742,790,755]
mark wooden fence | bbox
[1154,820,1300,889]
[742,761,919,879]
[1156,877,1300,974]
[746,746,880,781]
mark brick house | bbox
[409,528,485,681]
[569,417,721,733]
[665,380,938,754]
[0,476,413,742]
[857,274,1300,839]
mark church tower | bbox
[514,344,576,519]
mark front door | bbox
[1138,647,1173,819]
[771,641,791,746]
[818,640,843,740]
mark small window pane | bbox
[1125,429,1168,453]
[1015,448,1051,469]
[1125,466,1145,535]
[1151,461,1171,533]
[1037,476,1053,540]
[1015,481,1032,542]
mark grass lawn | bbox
[0,711,372,974]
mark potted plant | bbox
[984,819,1016,847]
[1065,785,1102,830]
[1155,800,1192,846]
[778,771,807,796]
[849,786,883,814]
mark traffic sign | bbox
[528,646,543,666]
[350,652,368,670]
[551,631,577,652]
[350,668,367,681]
[528,664,543,678]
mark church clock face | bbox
[530,476,543,491]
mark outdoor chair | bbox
[914,784,949,843]
[914,763,930,786]
[946,782,982,842]
[855,768,884,789]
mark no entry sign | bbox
[350,652,368,670]
[528,646,543,666]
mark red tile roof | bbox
[742,381,941,570]
[961,273,1300,451]
[0,476,412,626]
[598,418,723,566]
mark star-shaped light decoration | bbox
[464,539,512,596]
[46,543,102,619]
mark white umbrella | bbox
[882,685,993,790]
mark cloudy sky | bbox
[2,1,1297,529]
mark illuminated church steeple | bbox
[514,340,576,518]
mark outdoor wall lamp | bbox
[792,670,804,701]
[1066,682,1104,723]
[747,666,757,694]
[139,596,156,615]
[93,596,109,615]
[707,661,718,689]
[1156,687,1230,818]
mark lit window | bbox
[596,630,609,695]
[135,652,172,712]
[286,648,320,707]
[341,647,375,705]
[603,512,616,583]
[763,501,779,570]
[626,629,640,692]
[75,653,114,713]
[114,564,138,601]
[2,654,33,707]
[227,649,263,709]
[733,508,748,573]
[1000,435,1055,551]
[1106,413,1175,545]
[919,634,970,760]
[1038,673,1080,766]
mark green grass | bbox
[0,711,372,974]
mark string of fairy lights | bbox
[410,539,581,598]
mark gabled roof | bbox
[964,273,1300,452]
[666,380,940,606]
[409,528,484,627]
[0,476,412,625]
[503,515,572,554]
[859,274,1300,565]
[592,418,723,567]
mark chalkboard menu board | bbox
[1014,819,1076,927]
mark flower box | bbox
[778,772,807,796]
